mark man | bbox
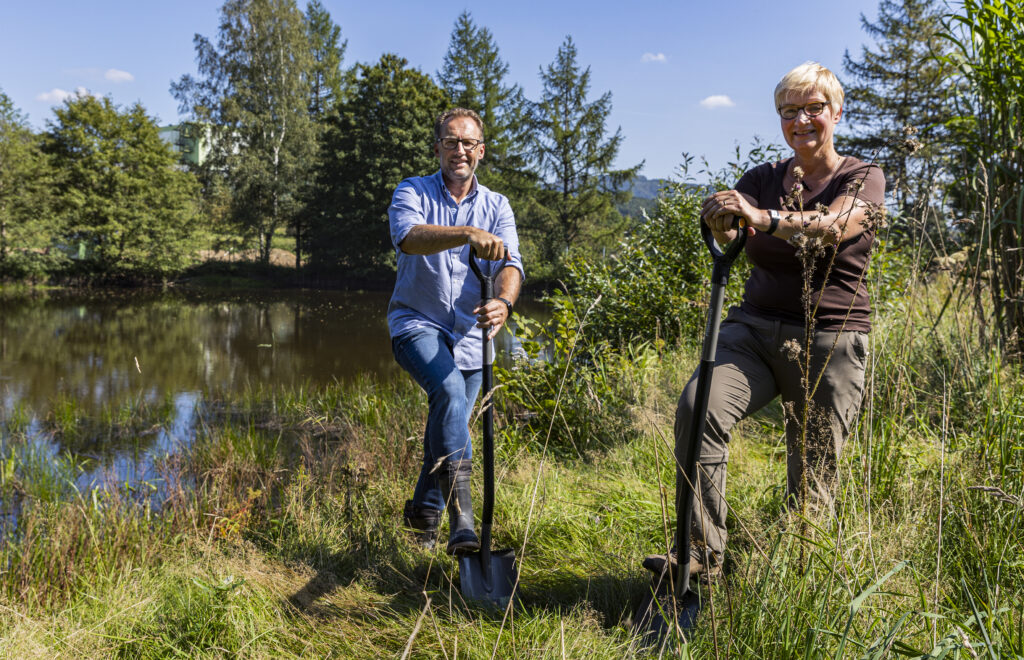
[388,108,524,555]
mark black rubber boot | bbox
[438,459,480,556]
[402,500,441,550]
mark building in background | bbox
[158,122,210,167]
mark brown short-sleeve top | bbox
[735,156,885,332]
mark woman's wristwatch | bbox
[766,209,781,235]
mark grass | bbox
[0,275,1022,658]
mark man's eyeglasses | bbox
[438,137,484,151]
[778,102,827,120]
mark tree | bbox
[0,89,55,279]
[840,0,959,217]
[304,0,346,117]
[941,0,1024,357]
[529,36,642,267]
[437,12,535,200]
[44,94,200,276]
[306,54,447,276]
[172,0,316,264]
[296,0,348,270]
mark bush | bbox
[554,181,748,348]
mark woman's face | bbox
[778,87,842,155]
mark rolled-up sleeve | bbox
[389,182,424,249]
[489,195,526,282]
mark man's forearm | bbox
[398,225,473,255]
[495,266,522,306]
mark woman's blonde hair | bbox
[774,62,844,114]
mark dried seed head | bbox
[792,165,805,180]
[861,202,888,231]
[815,203,829,216]
[782,338,802,361]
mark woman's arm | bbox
[703,190,877,245]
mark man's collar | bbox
[435,170,479,202]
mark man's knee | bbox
[428,371,469,409]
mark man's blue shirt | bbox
[388,170,525,370]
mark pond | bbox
[0,287,546,501]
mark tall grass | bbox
[0,271,1022,656]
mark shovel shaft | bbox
[676,220,745,594]
[468,247,508,552]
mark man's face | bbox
[435,116,485,185]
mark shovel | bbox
[459,247,517,608]
[634,217,746,642]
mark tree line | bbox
[1,0,1022,352]
[0,1,639,283]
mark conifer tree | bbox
[297,0,347,269]
[305,0,346,118]
[840,0,958,215]
[437,12,534,199]
[530,36,642,264]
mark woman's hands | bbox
[701,190,760,242]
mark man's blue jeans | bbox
[392,327,482,512]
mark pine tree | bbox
[306,54,447,276]
[840,0,958,216]
[172,0,316,264]
[297,0,347,270]
[530,36,642,265]
[305,0,346,117]
[437,12,534,199]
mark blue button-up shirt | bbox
[388,171,525,370]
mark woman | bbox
[646,62,885,582]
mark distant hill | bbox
[627,175,670,199]
[602,174,670,200]
[611,175,668,220]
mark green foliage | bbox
[527,36,643,272]
[940,0,1024,356]
[0,89,60,280]
[437,12,537,212]
[172,0,317,265]
[303,0,346,117]
[554,182,741,347]
[840,0,960,217]
[497,310,653,456]
[297,0,347,270]
[546,139,789,349]
[306,54,447,275]
[43,94,200,277]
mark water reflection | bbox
[0,289,400,414]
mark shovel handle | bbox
[469,248,510,300]
[700,215,747,266]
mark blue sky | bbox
[0,0,882,180]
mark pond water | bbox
[0,288,546,500]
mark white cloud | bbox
[700,95,736,109]
[36,88,73,103]
[105,68,134,83]
[641,52,667,63]
[36,86,102,104]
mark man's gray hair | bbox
[434,108,485,142]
